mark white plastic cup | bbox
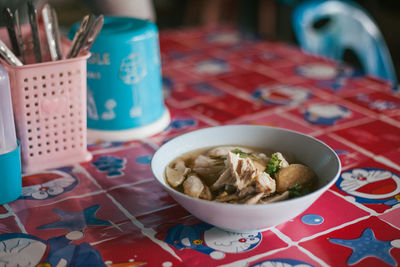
[0,64,17,154]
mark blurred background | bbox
[1,0,399,78]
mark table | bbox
[1,26,400,267]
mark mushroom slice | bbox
[211,168,231,191]
[166,160,190,187]
[261,191,290,203]
[183,175,205,198]
[215,192,240,202]
[200,185,213,200]
[193,155,225,185]
[276,163,315,193]
[238,185,257,198]
[206,146,252,158]
[193,155,220,168]
[243,192,265,204]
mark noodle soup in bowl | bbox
[151,125,341,232]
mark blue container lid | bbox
[69,16,158,41]
[101,16,157,36]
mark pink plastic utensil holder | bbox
[0,28,92,173]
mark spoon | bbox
[0,40,23,66]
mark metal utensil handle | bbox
[66,14,94,59]
[0,40,23,66]
[42,4,62,61]
[14,9,26,64]
[51,7,63,59]
[27,0,42,63]
[2,8,20,57]
[77,15,104,56]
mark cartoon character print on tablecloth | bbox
[242,52,280,65]
[168,50,202,61]
[191,82,225,97]
[0,233,106,267]
[92,155,126,178]
[301,214,324,226]
[37,204,111,234]
[21,168,78,200]
[296,63,362,91]
[164,117,197,133]
[157,222,262,260]
[155,117,198,145]
[206,32,240,45]
[87,140,125,151]
[252,84,311,106]
[336,168,400,208]
[250,258,315,267]
[304,103,351,125]
[296,63,339,81]
[195,58,230,75]
[162,77,174,98]
[0,205,113,266]
[318,67,359,91]
[296,63,355,82]
[355,93,400,112]
[329,228,400,266]
[334,149,357,169]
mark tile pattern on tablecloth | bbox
[245,246,325,267]
[299,216,400,267]
[0,205,8,215]
[1,27,400,266]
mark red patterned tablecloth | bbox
[1,27,400,267]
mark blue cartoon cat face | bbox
[339,168,400,201]
[0,234,47,266]
[163,223,261,256]
[204,227,262,253]
[21,169,78,200]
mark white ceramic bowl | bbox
[151,125,341,232]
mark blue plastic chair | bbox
[292,0,398,89]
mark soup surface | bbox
[164,145,317,204]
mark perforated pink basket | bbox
[0,29,92,173]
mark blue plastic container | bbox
[70,16,169,141]
[0,143,21,205]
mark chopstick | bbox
[14,9,26,64]
[27,0,42,63]
[2,8,20,57]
